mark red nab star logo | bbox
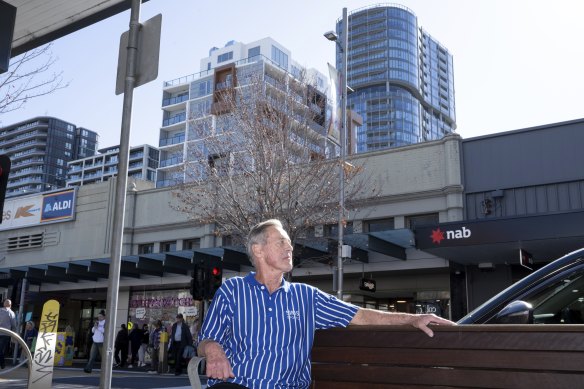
[430,228,445,244]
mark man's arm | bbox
[197,339,234,381]
[350,308,455,337]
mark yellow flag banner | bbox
[29,299,60,389]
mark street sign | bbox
[115,14,161,95]
[359,278,376,292]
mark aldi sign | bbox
[41,190,75,222]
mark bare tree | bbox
[0,43,68,115]
[173,66,368,249]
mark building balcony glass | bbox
[162,112,186,127]
[159,133,185,147]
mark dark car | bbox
[458,248,584,324]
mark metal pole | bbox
[337,7,348,300]
[13,277,26,364]
[100,0,141,387]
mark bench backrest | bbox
[311,325,584,389]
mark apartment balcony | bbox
[162,93,189,107]
[159,155,183,168]
[162,112,187,127]
[159,133,185,147]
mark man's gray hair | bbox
[247,219,283,266]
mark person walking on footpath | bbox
[128,323,143,368]
[147,320,162,374]
[169,313,192,376]
[138,323,149,367]
[0,299,17,369]
[84,310,106,373]
[198,219,456,389]
[113,323,129,368]
[20,321,38,362]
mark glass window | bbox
[138,243,154,254]
[271,45,288,69]
[367,218,395,232]
[218,51,233,63]
[248,46,260,59]
[161,241,177,252]
[184,238,201,250]
[405,213,439,229]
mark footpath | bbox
[0,359,208,389]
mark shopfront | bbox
[128,288,203,335]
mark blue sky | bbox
[2,0,583,149]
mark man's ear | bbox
[251,243,262,261]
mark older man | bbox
[0,299,17,369]
[198,219,455,389]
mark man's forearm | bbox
[350,307,416,325]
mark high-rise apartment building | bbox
[157,37,330,188]
[337,4,456,152]
[66,144,159,187]
[0,116,98,197]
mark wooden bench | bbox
[310,325,584,389]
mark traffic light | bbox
[0,155,11,223]
[207,264,223,298]
[190,264,205,300]
[190,256,223,300]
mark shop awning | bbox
[415,211,584,265]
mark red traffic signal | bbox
[211,267,221,276]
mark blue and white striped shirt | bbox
[199,272,358,388]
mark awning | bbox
[415,211,584,265]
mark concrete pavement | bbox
[0,362,208,389]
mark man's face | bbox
[3,300,10,308]
[97,314,104,321]
[255,226,294,273]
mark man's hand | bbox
[200,340,234,381]
[410,314,455,337]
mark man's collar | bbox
[245,272,290,292]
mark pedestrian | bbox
[23,321,38,356]
[113,324,129,368]
[0,299,17,369]
[84,310,106,373]
[147,320,162,374]
[198,219,456,388]
[169,313,192,376]
[138,323,149,367]
[128,323,142,368]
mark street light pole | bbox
[337,7,348,300]
[325,8,349,300]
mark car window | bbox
[523,269,584,324]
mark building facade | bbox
[0,134,463,356]
[338,4,456,152]
[157,37,330,188]
[67,144,159,187]
[0,116,98,197]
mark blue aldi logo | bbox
[41,189,76,223]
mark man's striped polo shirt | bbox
[199,272,359,388]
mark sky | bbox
[1,0,584,150]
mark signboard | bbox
[135,307,146,319]
[359,278,376,292]
[30,299,60,389]
[0,188,76,231]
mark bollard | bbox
[159,330,168,374]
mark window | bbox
[207,62,211,70]
[405,213,439,229]
[271,45,288,69]
[160,241,177,252]
[248,46,260,59]
[366,218,395,232]
[217,51,233,63]
[184,238,200,250]
[138,243,154,254]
